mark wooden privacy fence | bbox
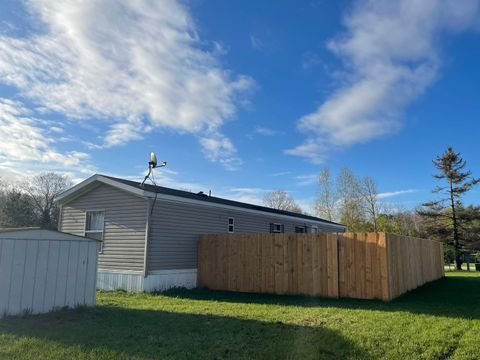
[197,233,444,301]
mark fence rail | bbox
[197,232,444,301]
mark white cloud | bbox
[50,126,64,133]
[287,0,480,162]
[0,0,254,168]
[221,187,269,206]
[199,135,242,171]
[229,187,270,195]
[250,35,264,50]
[302,52,322,70]
[0,98,94,181]
[295,174,317,186]
[269,171,292,177]
[377,189,417,199]
[285,139,328,164]
[253,126,284,136]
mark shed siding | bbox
[148,199,342,271]
[59,184,148,272]
[0,237,98,316]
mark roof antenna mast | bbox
[141,152,167,188]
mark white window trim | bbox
[228,217,235,233]
[272,223,283,233]
[84,209,105,253]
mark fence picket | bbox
[198,232,443,300]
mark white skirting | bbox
[97,269,197,292]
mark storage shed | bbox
[0,228,100,317]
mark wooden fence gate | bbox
[197,232,444,301]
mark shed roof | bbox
[0,228,101,242]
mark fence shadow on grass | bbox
[0,306,370,360]
[161,275,480,321]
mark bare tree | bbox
[360,176,381,231]
[263,189,300,212]
[314,168,337,221]
[22,172,72,229]
[288,204,304,214]
[337,167,366,231]
[394,209,423,237]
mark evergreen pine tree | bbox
[418,148,480,270]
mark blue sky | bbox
[0,0,479,213]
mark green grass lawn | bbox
[1,271,479,360]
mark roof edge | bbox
[56,174,150,204]
[108,175,346,227]
[58,173,346,228]
[0,228,102,242]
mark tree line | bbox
[263,147,480,270]
[0,172,71,229]
[263,168,422,235]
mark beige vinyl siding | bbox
[59,184,148,272]
[148,199,342,271]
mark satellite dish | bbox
[149,152,158,168]
[141,151,167,188]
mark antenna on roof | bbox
[141,151,167,188]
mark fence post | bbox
[197,232,443,300]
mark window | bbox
[295,226,306,233]
[85,211,104,252]
[228,217,234,233]
[311,226,318,233]
[270,223,284,233]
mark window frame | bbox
[228,217,235,233]
[271,223,284,233]
[84,209,105,253]
[295,226,306,233]
[311,226,319,233]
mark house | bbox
[57,174,346,292]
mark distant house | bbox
[57,174,345,292]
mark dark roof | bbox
[101,175,344,227]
